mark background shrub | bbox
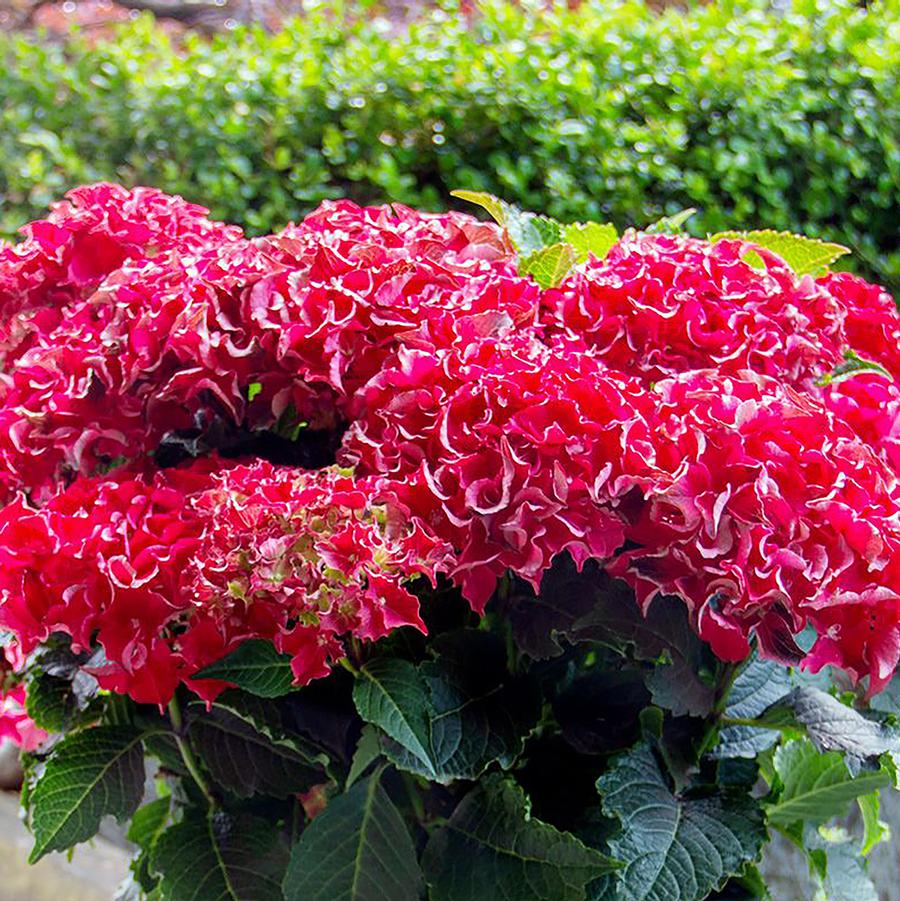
[1,0,898,284]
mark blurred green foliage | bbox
[1,0,898,284]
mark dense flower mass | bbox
[0,183,898,706]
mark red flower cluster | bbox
[0,184,898,703]
[0,685,46,751]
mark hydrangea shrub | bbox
[1,183,899,900]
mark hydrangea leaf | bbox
[127,796,171,850]
[504,556,603,660]
[765,738,892,829]
[712,654,793,759]
[856,792,890,855]
[805,828,878,901]
[186,693,328,798]
[450,190,508,226]
[563,222,618,262]
[127,796,172,895]
[569,581,716,717]
[152,811,288,901]
[194,640,295,698]
[423,774,617,901]
[645,208,697,234]
[763,687,900,767]
[711,229,850,274]
[29,725,147,862]
[520,242,577,289]
[283,774,423,901]
[450,189,562,255]
[815,350,892,387]
[598,743,765,901]
[353,634,540,783]
[346,724,383,788]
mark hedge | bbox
[1,0,898,284]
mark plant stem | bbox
[339,656,361,678]
[167,696,216,808]
[720,715,784,731]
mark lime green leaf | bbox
[246,382,262,402]
[563,222,619,262]
[765,738,892,829]
[194,640,295,698]
[711,229,850,274]
[450,190,508,226]
[127,796,171,850]
[29,725,146,862]
[598,743,765,901]
[815,350,892,387]
[450,189,561,255]
[646,208,697,234]
[857,792,889,855]
[423,774,616,901]
[283,774,423,901]
[152,811,288,901]
[520,242,577,289]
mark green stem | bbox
[402,772,427,825]
[339,656,361,678]
[720,715,784,731]
[168,696,216,808]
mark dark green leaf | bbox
[127,796,171,894]
[29,725,146,862]
[194,640,295,698]
[283,774,422,901]
[423,774,616,901]
[598,743,765,901]
[505,557,602,660]
[765,738,892,829]
[346,725,382,788]
[353,636,540,783]
[713,655,792,759]
[570,582,716,717]
[767,687,900,765]
[187,693,327,798]
[152,810,288,901]
[25,668,99,732]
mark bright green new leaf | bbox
[645,208,697,234]
[520,243,577,289]
[766,739,892,829]
[563,222,619,262]
[711,229,850,274]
